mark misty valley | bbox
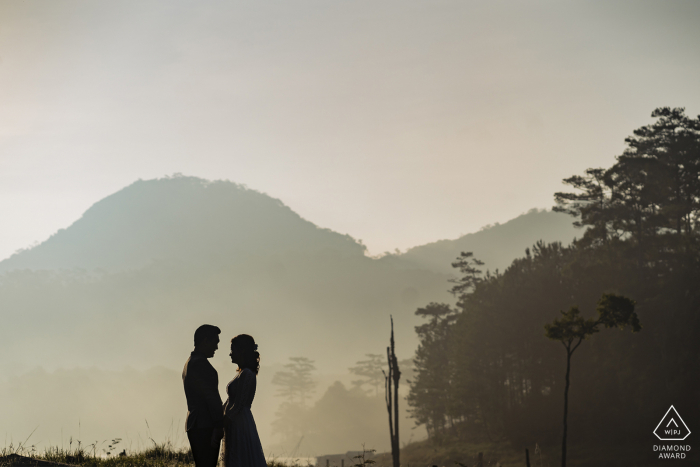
[3,108,700,467]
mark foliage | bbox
[406,107,700,447]
[544,306,598,346]
[271,357,317,447]
[595,294,641,332]
[544,294,640,467]
[349,354,384,396]
[544,294,640,347]
[554,107,700,246]
[351,445,376,467]
[272,357,317,406]
[406,303,458,438]
[448,252,484,297]
[0,440,193,467]
[0,442,317,467]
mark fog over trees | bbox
[4,108,698,461]
[405,108,700,455]
[0,176,575,455]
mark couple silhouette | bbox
[182,325,266,467]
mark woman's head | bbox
[230,334,260,374]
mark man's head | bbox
[193,324,221,358]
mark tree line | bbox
[269,355,414,455]
[407,107,700,447]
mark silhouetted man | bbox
[183,325,224,467]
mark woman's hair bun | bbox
[231,334,260,374]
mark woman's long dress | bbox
[222,368,266,467]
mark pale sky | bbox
[1,0,699,261]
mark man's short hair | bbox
[194,324,221,347]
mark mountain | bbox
[0,176,584,378]
[0,178,584,374]
[0,176,450,373]
[0,175,364,272]
[388,208,579,275]
[0,177,581,377]
[1,177,579,278]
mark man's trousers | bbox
[187,427,221,467]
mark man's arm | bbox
[188,359,224,429]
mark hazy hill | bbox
[0,176,578,278]
[0,176,450,374]
[0,176,364,272]
[388,208,579,275]
[0,176,582,376]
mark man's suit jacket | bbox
[182,351,224,432]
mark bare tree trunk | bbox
[392,345,400,467]
[384,348,394,455]
[384,316,401,467]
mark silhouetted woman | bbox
[222,334,266,467]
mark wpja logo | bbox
[653,405,691,460]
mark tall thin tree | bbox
[545,293,641,467]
